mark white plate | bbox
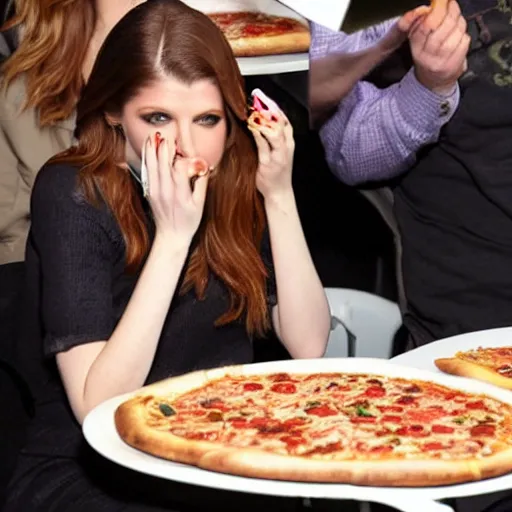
[83,357,512,512]
[237,53,308,75]
[182,0,310,76]
[391,326,512,375]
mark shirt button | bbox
[440,100,451,117]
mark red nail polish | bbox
[271,115,278,122]
[155,132,162,150]
[254,117,261,125]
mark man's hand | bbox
[410,0,470,96]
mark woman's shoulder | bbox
[33,161,82,198]
[31,162,123,244]
[32,162,104,221]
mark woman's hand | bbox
[142,134,209,245]
[248,91,295,203]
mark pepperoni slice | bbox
[470,424,496,437]
[281,434,306,447]
[396,425,429,437]
[229,418,248,428]
[200,399,230,412]
[422,442,445,451]
[283,417,308,428]
[370,445,394,454]
[271,382,297,394]
[396,395,416,405]
[431,424,455,434]
[405,409,445,422]
[248,417,269,428]
[350,416,377,424]
[364,386,386,398]
[377,406,404,413]
[442,391,462,400]
[381,415,402,423]
[243,382,264,391]
[466,400,486,410]
[306,405,338,417]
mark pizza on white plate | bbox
[206,11,310,57]
[115,365,512,487]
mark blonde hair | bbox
[1,0,95,126]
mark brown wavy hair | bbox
[50,0,270,337]
[1,0,95,126]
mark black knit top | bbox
[18,162,276,458]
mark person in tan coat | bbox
[0,0,148,265]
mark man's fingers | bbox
[444,33,471,76]
[424,0,450,32]
[423,11,465,56]
[398,5,431,33]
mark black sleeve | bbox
[260,228,277,308]
[30,165,118,357]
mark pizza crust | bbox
[198,447,501,486]
[435,358,512,390]
[229,31,310,57]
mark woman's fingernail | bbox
[271,115,278,122]
[155,132,162,149]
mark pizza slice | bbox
[207,11,310,58]
[435,346,512,390]
[247,88,281,130]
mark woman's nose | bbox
[174,128,195,158]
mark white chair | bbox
[324,287,401,360]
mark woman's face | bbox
[118,75,228,170]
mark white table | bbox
[388,327,512,512]
[390,326,512,373]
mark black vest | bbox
[392,0,512,344]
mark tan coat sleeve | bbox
[0,77,75,264]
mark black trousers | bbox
[0,262,33,508]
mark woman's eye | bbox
[198,114,221,126]
[142,113,169,125]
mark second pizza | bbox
[207,11,310,57]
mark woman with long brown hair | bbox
[4,1,330,510]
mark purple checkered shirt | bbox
[310,21,460,185]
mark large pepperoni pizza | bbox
[115,365,512,487]
[207,11,310,57]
